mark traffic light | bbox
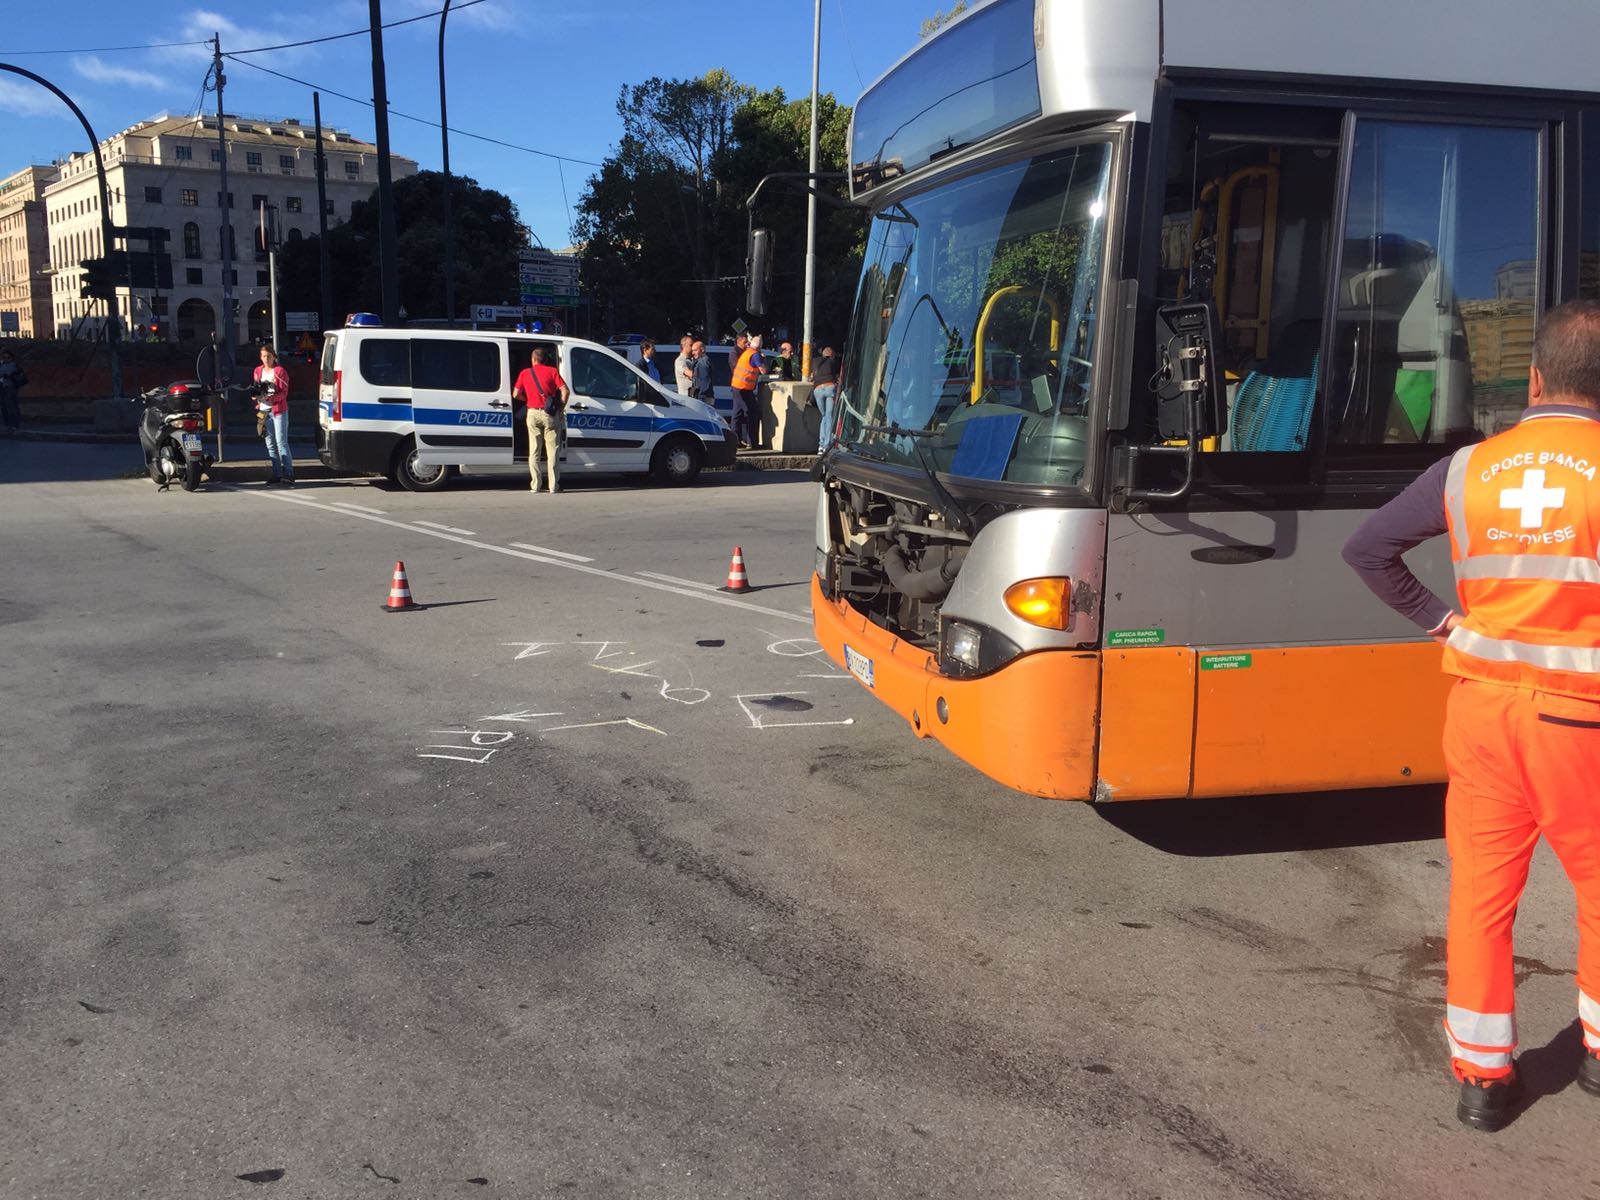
[80,255,118,302]
[148,320,161,340]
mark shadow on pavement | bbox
[0,439,143,484]
[1097,784,1445,856]
[1504,1021,1585,1127]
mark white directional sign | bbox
[471,304,534,323]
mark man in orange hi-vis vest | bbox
[1344,299,1600,1131]
[730,333,768,450]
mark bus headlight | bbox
[944,621,983,670]
[939,618,1022,678]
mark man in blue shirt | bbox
[639,338,661,384]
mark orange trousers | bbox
[1441,678,1600,1080]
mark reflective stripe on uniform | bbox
[1445,444,1475,559]
[1444,1006,1516,1070]
[1582,989,1600,1051]
[1453,555,1600,583]
[1446,626,1600,674]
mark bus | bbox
[807,0,1600,800]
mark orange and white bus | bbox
[807,0,1600,799]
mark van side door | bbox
[411,336,512,466]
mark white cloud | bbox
[0,78,69,119]
[73,55,175,91]
[170,9,310,61]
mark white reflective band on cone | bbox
[1454,555,1600,584]
[1445,1005,1516,1070]
[1581,990,1600,1051]
[1447,626,1600,674]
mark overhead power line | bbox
[4,1,488,60]
[221,53,602,168]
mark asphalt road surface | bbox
[2,441,1595,1199]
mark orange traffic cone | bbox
[382,561,420,612]
[721,546,752,593]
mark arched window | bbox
[183,222,201,259]
[287,228,302,243]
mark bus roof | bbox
[851,0,1600,196]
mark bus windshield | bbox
[836,141,1113,490]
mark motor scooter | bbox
[135,380,213,492]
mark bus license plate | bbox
[181,434,202,454]
[843,644,874,689]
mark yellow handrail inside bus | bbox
[1214,158,1280,360]
[970,285,1061,405]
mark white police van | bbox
[317,317,734,491]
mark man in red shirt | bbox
[254,346,293,485]
[513,346,570,493]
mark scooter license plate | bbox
[181,434,202,454]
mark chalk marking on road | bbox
[479,708,565,722]
[634,570,720,592]
[510,542,594,563]
[762,633,831,660]
[502,641,571,660]
[328,501,387,515]
[734,692,855,731]
[227,486,811,624]
[591,641,631,662]
[419,749,500,764]
[428,730,516,745]
[415,519,477,536]
[539,717,667,736]
[798,673,851,680]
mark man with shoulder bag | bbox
[513,346,571,494]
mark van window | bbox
[412,338,501,392]
[359,339,410,387]
[570,347,639,401]
[319,334,339,386]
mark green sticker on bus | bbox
[1200,653,1253,671]
[1107,628,1165,647]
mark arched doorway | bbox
[247,300,273,344]
[176,298,216,344]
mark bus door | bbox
[410,336,512,466]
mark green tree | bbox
[278,171,524,322]
[920,1,968,38]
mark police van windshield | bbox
[836,141,1113,490]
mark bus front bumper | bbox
[811,575,1100,800]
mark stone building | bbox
[0,166,58,338]
[41,112,417,343]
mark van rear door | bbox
[411,336,513,466]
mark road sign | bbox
[0,312,17,333]
[732,317,748,334]
[285,311,319,332]
[471,304,535,323]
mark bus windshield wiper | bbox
[863,425,973,535]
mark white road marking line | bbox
[509,542,594,563]
[415,519,477,536]
[328,501,386,515]
[540,717,667,736]
[634,570,720,592]
[228,487,811,624]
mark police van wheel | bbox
[393,439,451,492]
[651,435,702,486]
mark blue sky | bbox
[1,0,943,248]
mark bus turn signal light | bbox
[1004,577,1072,630]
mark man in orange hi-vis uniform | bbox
[1344,298,1600,1131]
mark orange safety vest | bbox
[731,348,763,390]
[1442,409,1600,698]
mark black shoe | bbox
[266,475,282,486]
[1456,1073,1522,1131]
[1579,1053,1600,1097]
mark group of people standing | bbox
[650,332,839,452]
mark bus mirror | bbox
[746,228,773,315]
[1154,301,1227,441]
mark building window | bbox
[150,296,169,316]
[186,267,203,285]
[246,151,262,167]
[181,188,198,207]
[285,196,302,213]
[287,228,303,242]
[175,144,192,161]
[210,148,222,163]
[183,222,200,259]
[144,186,162,204]
[250,193,268,211]
[257,270,269,286]
[279,154,294,171]
[218,192,233,208]
[344,160,359,177]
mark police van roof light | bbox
[346,312,384,327]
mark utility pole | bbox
[438,0,456,326]
[211,36,236,365]
[369,0,401,325]
[259,200,280,355]
[313,93,332,332]
[801,0,822,381]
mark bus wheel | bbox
[393,437,452,492]
[651,435,702,486]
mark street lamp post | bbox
[802,0,822,381]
